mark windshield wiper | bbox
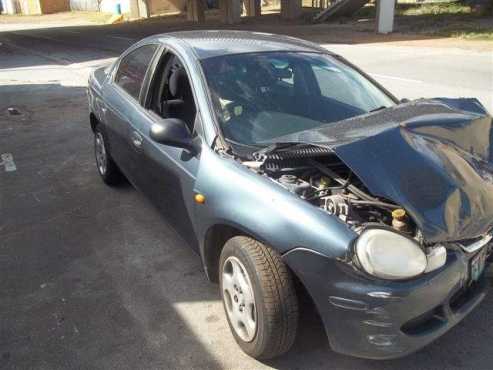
[369,106,389,113]
[252,142,308,161]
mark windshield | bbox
[201,52,395,146]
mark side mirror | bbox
[150,118,195,152]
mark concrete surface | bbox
[1,21,493,370]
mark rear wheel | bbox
[94,125,123,186]
[219,236,299,359]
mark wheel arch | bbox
[202,223,326,344]
[202,223,250,283]
[201,222,318,301]
[90,112,99,132]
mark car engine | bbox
[243,145,418,238]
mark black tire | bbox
[94,124,124,186]
[219,236,299,360]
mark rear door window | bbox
[115,44,158,100]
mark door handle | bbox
[131,131,143,149]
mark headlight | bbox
[355,228,427,280]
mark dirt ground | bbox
[1,9,492,50]
[0,11,112,25]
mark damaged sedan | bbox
[87,30,493,360]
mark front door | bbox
[127,50,201,250]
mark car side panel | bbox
[88,66,109,126]
[101,85,139,181]
[192,145,357,261]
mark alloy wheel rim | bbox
[95,132,107,175]
[222,256,257,342]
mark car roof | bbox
[154,30,331,59]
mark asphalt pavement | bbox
[1,20,493,370]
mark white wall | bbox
[1,0,18,14]
[70,0,97,11]
[70,0,129,13]
[100,0,129,12]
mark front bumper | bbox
[283,247,490,360]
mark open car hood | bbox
[278,98,493,243]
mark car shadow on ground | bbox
[0,83,223,369]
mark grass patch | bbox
[355,1,474,18]
[438,25,493,39]
[396,2,472,16]
[352,1,493,40]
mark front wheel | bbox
[219,236,299,359]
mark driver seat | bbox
[164,67,196,131]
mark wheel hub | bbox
[222,256,257,342]
[95,132,107,175]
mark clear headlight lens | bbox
[355,228,427,280]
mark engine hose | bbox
[348,200,399,210]
[307,159,378,202]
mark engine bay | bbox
[244,145,419,238]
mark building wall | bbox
[18,0,41,14]
[70,0,97,11]
[100,0,129,13]
[149,0,184,15]
[11,0,67,13]
[1,0,19,13]
[40,0,68,13]
[69,0,183,14]
[70,0,128,12]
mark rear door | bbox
[102,43,159,181]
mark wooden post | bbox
[280,0,302,19]
[129,0,140,19]
[219,0,242,24]
[138,0,151,18]
[244,0,261,17]
[187,0,205,22]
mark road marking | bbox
[106,35,135,41]
[370,73,424,84]
[0,153,17,172]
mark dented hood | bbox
[281,98,493,243]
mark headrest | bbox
[169,68,190,98]
[254,65,277,89]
